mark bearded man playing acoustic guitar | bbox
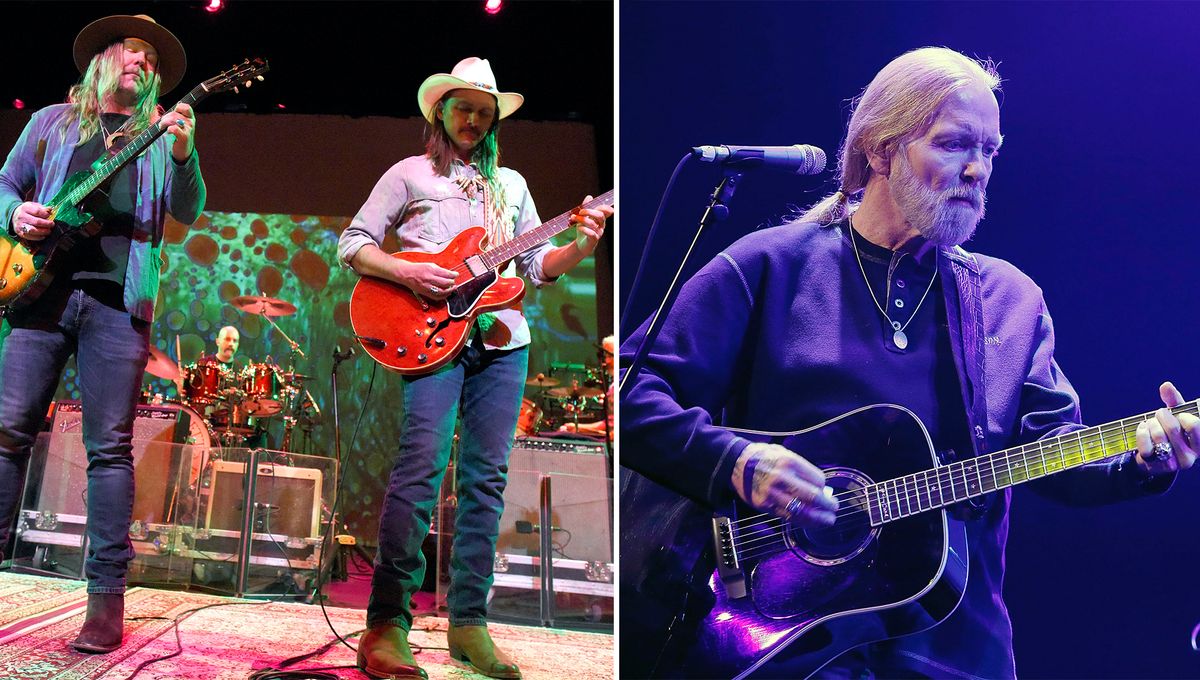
[619,47,1196,679]
[0,15,204,654]
[337,57,611,680]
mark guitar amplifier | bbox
[499,436,612,562]
[204,460,323,539]
[27,400,193,525]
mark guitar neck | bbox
[865,399,1200,525]
[59,86,208,210]
[477,190,614,269]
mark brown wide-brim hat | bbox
[73,14,186,94]
[417,57,524,123]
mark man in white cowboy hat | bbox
[339,57,612,680]
[0,14,204,653]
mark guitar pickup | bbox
[711,515,747,599]
[464,254,489,277]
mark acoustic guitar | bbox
[619,400,1194,679]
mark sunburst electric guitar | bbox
[350,190,613,375]
[620,400,1198,679]
[0,58,269,313]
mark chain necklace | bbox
[98,112,133,151]
[848,215,939,350]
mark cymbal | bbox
[547,385,603,399]
[145,345,180,381]
[525,374,561,387]
[230,294,297,317]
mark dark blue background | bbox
[619,2,1200,677]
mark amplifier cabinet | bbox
[26,401,193,527]
[498,436,612,563]
[204,461,323,539]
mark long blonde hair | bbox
[425,94,510,246]
[65,42,161,146]
[796,47,1000,225]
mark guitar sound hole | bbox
[786,469,878,567]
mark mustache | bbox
[945,186,986,208]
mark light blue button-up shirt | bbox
[338,154,556,351]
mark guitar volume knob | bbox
[434,337,445,347]
[417,354,428,363]
[396,347,407,357]
[426,317,436,327]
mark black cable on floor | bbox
[120,600,267,680]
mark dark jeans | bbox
[0,287,149,594]
[367,333,527,630]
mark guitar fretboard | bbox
[60,85,208,209]
[865,400,1198,525]
[478,190,614,269]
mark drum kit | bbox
[518,362,610,439]
[142,294,319,450]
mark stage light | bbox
[484,0,502,15]
[12,99,25,110]
[204,0,224,13]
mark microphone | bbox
[515,520,562,534]
[692,144,827,175]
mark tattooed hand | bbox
[730,442,839,526]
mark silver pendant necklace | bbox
[848,215,939,350]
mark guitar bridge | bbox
[711,515,747,599]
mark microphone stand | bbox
[620,166,744,397]
[309,345,357,600]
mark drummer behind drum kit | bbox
[143,294,320,451]
[518,362,608,439]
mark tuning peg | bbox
[233,86,239,94]
[256,76,264,82]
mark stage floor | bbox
[0,570,613,679]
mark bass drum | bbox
[516,398,542,437]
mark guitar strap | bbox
[942,247,994,520]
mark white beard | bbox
[890,153,987,247]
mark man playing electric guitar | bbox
[337,57,611,680]
[0,14,204,654]
[620,47,1197,679]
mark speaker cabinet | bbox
[204,461,323,539]
[498,437,611,562]
[31,401,192,525]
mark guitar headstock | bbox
[199,58,270,96]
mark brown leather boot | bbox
[69,592,124,653]
[356,624,427,679]
[447,623,521,679]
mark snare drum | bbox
[242,362,281,416]
[184,362,231,405]
[516,398,542,436]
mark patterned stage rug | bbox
[0,572,613,679]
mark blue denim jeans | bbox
[367,332,527,630]
[0,286,149,594]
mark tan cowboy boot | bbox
[447,623,522,679]
[356,624,427,679]
[70,593,124,653]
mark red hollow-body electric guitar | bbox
[349,190,613,375]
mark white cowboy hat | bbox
[73,14,186,93]
[417,57,524,123]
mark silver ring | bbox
[429,286,439,294]
[1150,441,1174,462]
[784,497,805,518]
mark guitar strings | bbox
[432,193,613,283]
[721,400,1199,560]
[729,398,1196,526]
